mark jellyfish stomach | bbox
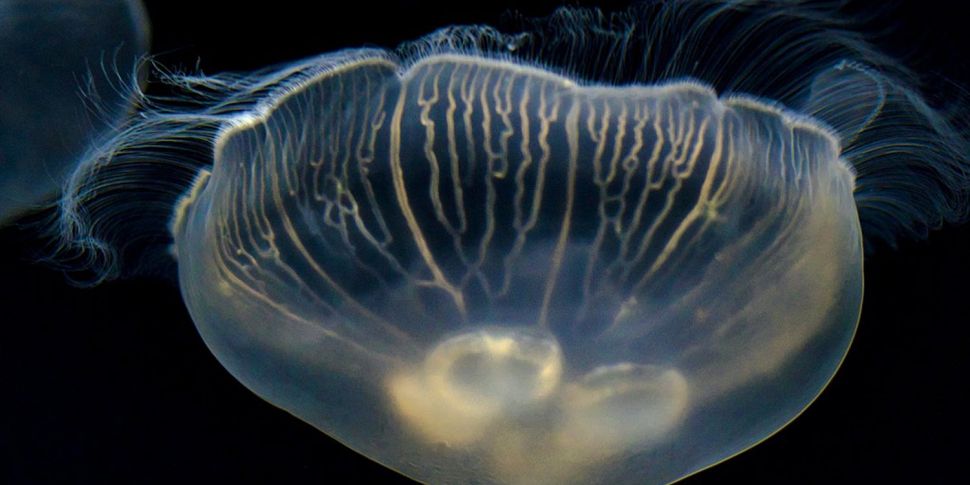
[386,325,689,485]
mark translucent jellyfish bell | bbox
[0,0,149,224]
[51,1,970,484]
[167,53,861,485]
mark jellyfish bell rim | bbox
[197,51,854,213]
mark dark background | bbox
[2,1,968,483]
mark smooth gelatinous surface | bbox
[0,0,149,224]
[173,53,863,484]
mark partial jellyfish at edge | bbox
[46,1,970,484]
[0,0,150,225]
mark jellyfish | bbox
[0,0,150,225]
[46,1,970,484]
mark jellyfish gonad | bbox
[45,1,970,484]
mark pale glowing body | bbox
[173,54,861,484]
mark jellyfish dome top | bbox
[0,0,149,225]
[50,1,970,484]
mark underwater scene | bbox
[2,1,968,484]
